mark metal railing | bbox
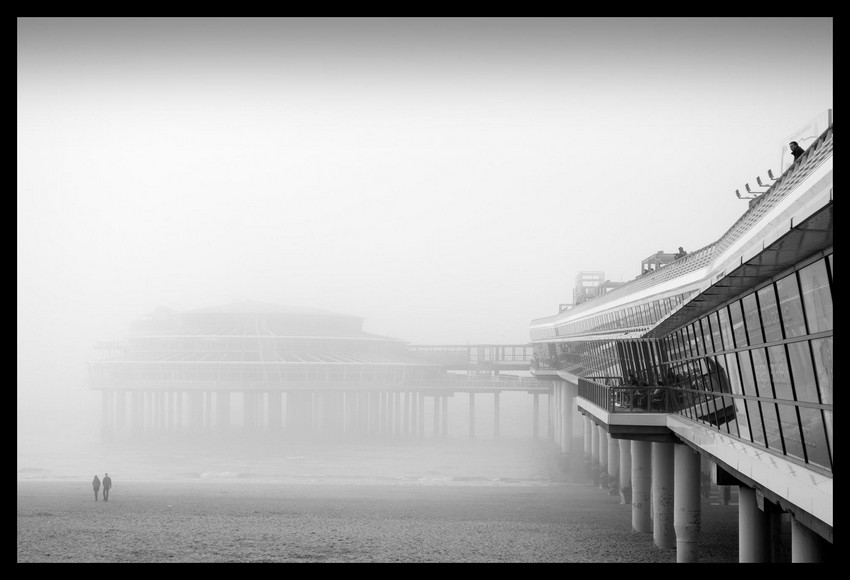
[578,377,680,413]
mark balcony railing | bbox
[578,377,682,413]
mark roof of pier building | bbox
[96,301,432,366]
[530,123,833,342]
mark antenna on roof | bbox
[736,187,759,200]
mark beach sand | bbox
[17,439,741,563]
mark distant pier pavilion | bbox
[89,302,553,442]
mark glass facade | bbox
[534,251,832,475]
[663,252,833,472]
[531,291,694,340]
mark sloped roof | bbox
[184,300,362,319]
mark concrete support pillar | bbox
[770,513,790,562]
[353,392,362,435]
[188,391,203,433]
[163,391,171,433]
[268,391,281,432]
[552,387,561,449]
[286,391,313,435]
[738,486,770,562]
[598,427,609,490]
[379,392,387,436]
[318,391,325,433]
[174,392,182,434]
[144,391,152,434]
[332,392,340,435]
[469,393,475,439]
[607,435,620,496]
[388,392,395,436]
[583,415,593,484]
[341,392,349,434]
[652,441,676,550]
[393,391,401,436]
[561,386,569,452]
[432,395,439,437]
[101,390,113,441]
[590,422,600,486]
[673,444,702,562]
[547,392,554,441]
[399,391,410,437]
[418,392,425,438]
[205,391,213,432]
[131,391,142,435]
[619,439,632,504]
[562,383,575,457]
[151,391,159,432]
[155,390,163,433]
[533,393,540,440]
[631,440,652,533]
[243,391,256,431]
[441,395,448,437]
[115,391,126,434]
[493,392,500,438]
[370,391,379,435]
[217,392,230,431]
[791,516,830,562]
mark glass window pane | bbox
[738,351,765,446]
[710,312,724,352]
[711,355,732,433]
[799,259,833,334]
[725,353,747,440]
[729,300,747,348]
[750,348,774,399]
[798,407,831,470]
[725,352,743,395]
[787,341,818,403]
[752,348,782,451]
[742,294,763,346]
[768,345,806,461]
[684,325,696,357]
[761,402,783,453]
[811,337,833,407]
[776,273,807,338]
[737,351,757,396]
[746,400,766,446]
[777,403,805,462]
[812,337,833,455]
[758,286,783,342]
[718,307,734,352]
[768,345,793,401]
[711,355,732,393]
[701,319,714,354]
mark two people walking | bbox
[91,473,113,501]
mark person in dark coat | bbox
[92,475,101,501]
[102,473,112,502]
[790,141,805,161]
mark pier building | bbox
[531,120,833,562]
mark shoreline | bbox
[18,478,740,563]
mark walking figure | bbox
[102,473,112,502]
[789,141,805,161]
[92,475,101,501]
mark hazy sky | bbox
[17,18,832,424]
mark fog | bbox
[17,18,832,480]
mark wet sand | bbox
[18,478,739,563]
